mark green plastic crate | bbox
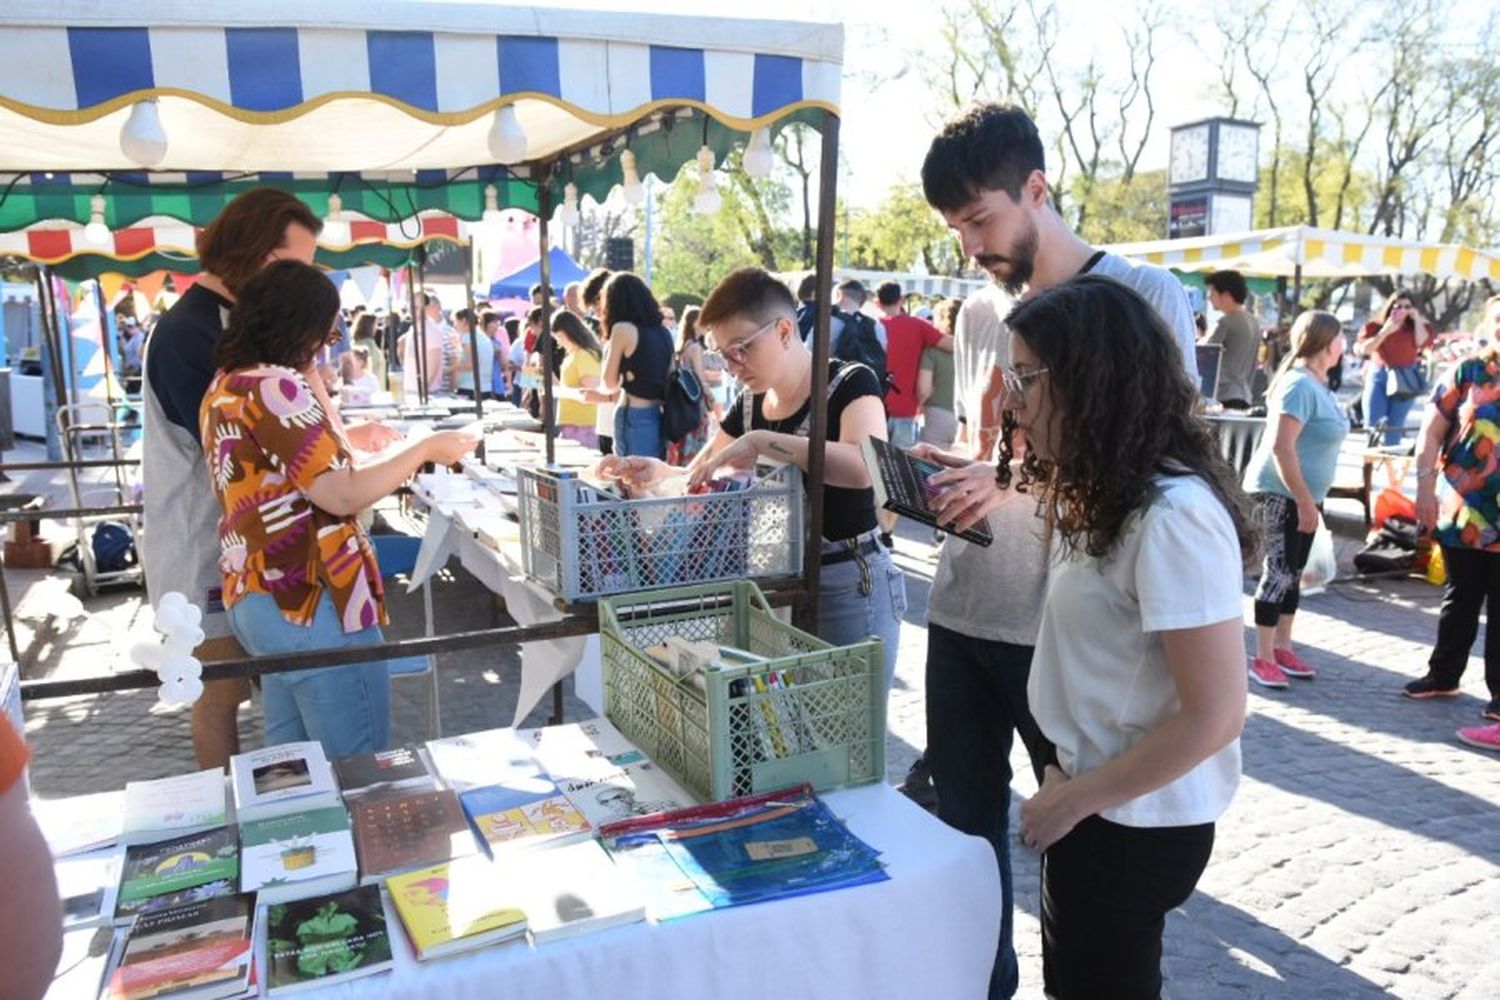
[599,581,885,802]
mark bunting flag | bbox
[98,273,129,308]
[133,270,168,304]
[349,265,382,303]
[169,272,200,294]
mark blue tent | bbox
[488,248,590,299]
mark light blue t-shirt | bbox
[1243,369,1349,502]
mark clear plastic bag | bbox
[1301,516,1337,595]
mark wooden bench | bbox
[1326,426,1418,526]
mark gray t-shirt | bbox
[1089,252,1199,385]
[1206,309,1259,404]
[927,284,1049,646]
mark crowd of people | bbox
[5,90,1498,1000]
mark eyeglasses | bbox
[1000,365,1048,397]
[706,317,779,366]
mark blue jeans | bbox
[925,623,1049,1000]
[614,403,665,459]
[1362,365,1416,446]
[816,534,907,693]
[887,417,919,450]
[228,591,392,757]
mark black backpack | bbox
[832,310,890,395]
[661,361,705,443]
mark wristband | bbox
[1416,468,1441,480]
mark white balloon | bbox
[128,641,165,670]
[178,604,203,627]
[158,655,198,684]
[158,592,188,611]
[162,625,205,653]
[158,677,189,705]
[177,676,204,704]
[153,606,184,635]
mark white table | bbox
[306,782,1001,999]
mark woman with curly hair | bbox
[937,275,1254,999]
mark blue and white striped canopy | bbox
[0,0,842,172]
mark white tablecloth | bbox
[303,782,1001,999]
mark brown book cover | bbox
[350,789,477,883]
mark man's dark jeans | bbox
[925,623,1049,1000]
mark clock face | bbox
[1216,124,1260,183]
[1170,125,1210,185]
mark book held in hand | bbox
[349,788,477,884]
[240,806,358,906]
[120,769,227,847]
[115,826,239,925]
[102,893,256,1000]
[230,742,341,824]
[265,885,393,995]
[858,435,993,545]
[386,854,528,961]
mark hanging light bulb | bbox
[487,105,528,163]
[620,149,645,205]
[742,127,774,179]
[483,184,504,225]
[558,182,580,227]
[693,145,722,215]
[320,192,351,246]
[83,194,110,246]
[120,100,168,167]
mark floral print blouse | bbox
[1431,354,1500,552]
[199,366,386,632]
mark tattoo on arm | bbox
[768,440,795,457]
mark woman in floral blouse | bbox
[200,261,477,755]
[1410,294,1500,751]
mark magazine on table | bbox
[264,884,393,995]
[459,776,593,853]
[55,847,124,931]
[101,893,257,1000]
[119,769,228,846]
[386,854,528,961]
[858,435,994,546]
[240,806,358,906]
[553,761,694,829]
[350,788,478,884]
[424,728,542,793]
[115,826,240,925]
[332,745,436,800]
[230,742,341,824]
[489,839,647,944]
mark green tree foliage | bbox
[843,183,963,273]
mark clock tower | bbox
[1167,118,1261,239]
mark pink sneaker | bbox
[1249,657,1289,689]
[1456,723,1500,751]
[1274,648,1317,679]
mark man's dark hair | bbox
[1205,270,1249,305]
[921,103,1046,213]
[796,273,818,302]
[529,282,550,300]
[454,308,475,328]
[876,281,902,307]
[837,278,867,306]
[582,268,611,309]
[700,267,798,331]
[600,272,663,331]
[525,306,545,328]
[215,261,340,372]
[196,189,322,296]
[479,309,499,330]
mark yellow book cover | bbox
[387,855,526,958]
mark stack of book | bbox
[101,894,257,1000]
[230,742,342,824]
[264,884,393,994]
[115,826,240,924]
[239,806,358,906]
[118,769,227,847]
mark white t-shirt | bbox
[341,371,381,406]
[1088,252,1199,385]
[1029,474,1244,827]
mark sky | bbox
[432,0,1238,208]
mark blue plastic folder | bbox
[602,785,886,916]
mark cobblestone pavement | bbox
[15,509,1500,998]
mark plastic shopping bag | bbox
[1301,517,1337,595]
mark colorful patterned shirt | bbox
[1431,354,1500,551]
[199,366,386,632]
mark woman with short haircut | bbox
[1240,311,1348,690]
[1355,288,1434,445]
[551,310,603,449]
[200,260,477,755]
[595,272,674,458]
[667,305,714,465]
[979,275,1252,999]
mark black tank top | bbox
[619,324,674,401]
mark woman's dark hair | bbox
[1378,287,1416,327]
[934,297,962,337]
[352,313,378,342]
[601,272,663,332]
[551,309,602,361]
[503,316,521,341]
[214,261,341,373]
[998,275,1257,562]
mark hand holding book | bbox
[911,442,1020,536]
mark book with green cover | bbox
[266,885,393,995]
[240,806,357,905]
[115,826,239,924]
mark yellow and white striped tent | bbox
[1102,225,1500,281]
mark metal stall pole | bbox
[402,261,424,405]
[35,268,71,459]
[415,253,432,405]
[537,177,556,468]
[463,239,486,425]
[796,110,840,632]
